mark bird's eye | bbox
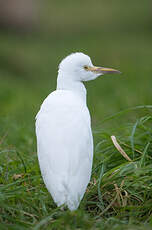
[84,65,89,71]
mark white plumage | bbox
[35,52,120,210]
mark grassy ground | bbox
[0,1,152,229]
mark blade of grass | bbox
[130,120,139,159]
[101,105,152,123]
[16,151,27,173]
[97,164,105,210]
[139,142,150,168]
[33,211,59,230]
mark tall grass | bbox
[0,106,152,229]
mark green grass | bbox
[0,108,152,229]
[0,0,152,229]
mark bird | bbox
[35,52,120,211]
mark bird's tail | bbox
[54,181,79,211]
[42,172,79,210]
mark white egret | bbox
[35,52,120,210]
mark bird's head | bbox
[58,52,121,81]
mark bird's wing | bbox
[35,90,93,209]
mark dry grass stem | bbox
[111,136,132,162]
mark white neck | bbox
[56,72,87,103]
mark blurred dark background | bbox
[0,0,151,128]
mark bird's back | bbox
[36,90,93,210]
